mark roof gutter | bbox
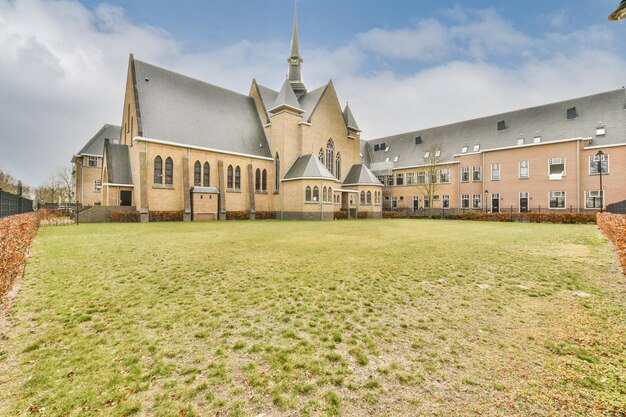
[133,136,274,161]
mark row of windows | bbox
[318,139,342,179]
[193,161,211,187]
[359,191,382,205]
[305,186,336,203]
[154,156,173,185]
[378,169,452,187]
[458,191,604,210]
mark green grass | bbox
[0,220,624,416]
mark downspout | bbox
[576,139,580,213]
[320,178,323,220]
[481,152,485,211]
[81,161,84,205]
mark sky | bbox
[0,0,625,186]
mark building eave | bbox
[133,136,274,161]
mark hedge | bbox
[445,211,596,224]
[149,211,184,222]
[597,213,626,273]
[0,213,40,300]
[226,211,250,220]
[255,211,276,220]
[383,211,407,219]
[111,211,140,223]
[334,211,348,220]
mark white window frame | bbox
[88,156,98,167]
[461,146,468,154]
[395,173,404,186]
[549,191,566,210]
[461,194,470,209]
[435,150,441,157]
[548,157,566,180]
[442,194,450,209]
[406,172,415,185]
[472,166,482,181]
[94,179,102,192]
[517,138,524,146]
[473,144,480,152]
[589,154,609,175]
[461,167,470,182]
[584,190,604,209]
[596,126,606,136]
[424,151,430,158]
[440,168,450,183]
[416,171,426,185]
[491,163,500,181]
[519,160,529,179]
[472,193,482,209]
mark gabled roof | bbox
[104,140,133,185]
[343,104,360,131]
[133,59,271,159]
[298,83,329,123]
[343,164,383,186]
[366,88,626,170]
[269,79,304,113]
[76,124,121,156]
[283,154,338,181]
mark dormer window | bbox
[385,157,390,163]
[533,135,542,143]
[517,137,525,146]
[596,123,606,136]
[415,136,422,144]
[393,156,399,162]
[380,142,386,149]
[497,120,506,131]
[384,147,390,153]
[473,144,480,152]
[461,146,468,154]
[374,144,380,151]
[567,107,577,120]
[424,151,430,158]
[435,150,441,157]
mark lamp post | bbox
[484,189,489,213]
[596,150,604,212]
[609,0,626,20]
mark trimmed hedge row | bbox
[445,211,596,224]
[0,213,40,300]
[149,211,184,222]
[597,213,626,273]
[111,211,140,223]
[383,211,407,219]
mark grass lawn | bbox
[0,220,624,416]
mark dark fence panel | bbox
[0,190,34,218]
[606,200,626,214]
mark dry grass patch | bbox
[0,220,624,416]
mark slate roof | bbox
[104,141,133,185]
[343,164,383,186]
[283,154,339,181]
[343,104,360,131]
[256,82,331,125]
[269,79,303,113]
[76,124,121,156]
[133,59,271,159]
[366,88,626,171]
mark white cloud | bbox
[0,1,624,185]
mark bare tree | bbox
[416,144,446,218]
[54,167,75,205]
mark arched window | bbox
[367,191,372,204]
[323,187,327,202]
[275,153,280,191]
[336,153,341,180]
[360,191,365,204]
[313,186,319,202]
[154,156,163,184]
[235,166,241,190]
[203,162,210,186]
[255,168,261,191]
[194,161,201,186]
[326,139,335,175]
[227,165,234,189]
[164,157,173,184]
[262,169,267,191]
[305,186,312,202]
[318,148,324,165]
[329,188,333,203]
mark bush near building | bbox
[446,211,596,224]
[0,213,39,300]
[149,211,184,222]
[597,213,626,273]
[110,211,140,223]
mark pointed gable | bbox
[343,164,383,186]
[76,124,121,156]
[269,79,304,114]
[283,154,338,181]
[343,104,360,131]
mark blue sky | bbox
[0,0,625,186]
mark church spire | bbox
[288,5,307,97]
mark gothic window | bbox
[323,187,327,202]
[262,169,267,191]
[164,157,173,184]
[255,168,261,191]
[335,153,341,180]
[194,161,201,186]
[360,191,365,204]
[275,153,280,191]
[313,186,319,201]
[203,162,210,186]
[154,156,163,184]
[305,186,312,202]
[227,165,234,189]
[367,191,372,204]
[318,148,324,165]
[329,188,333,202]
[235,166,241,190]
[326,139,335,175]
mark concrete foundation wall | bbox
[78,205,136,223]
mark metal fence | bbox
[0,189,34,218]
[606,200,626,214]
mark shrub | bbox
[597,213,626,274]
[448,211,596,224]
[226,211,250,220]
[110,211,140,223]
[254,211,276,220]
[149,211,183,222]
[383,211,406,219]
[357,211,368,219]
[334,211,348,220]
[0,213,40,300]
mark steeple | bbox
[288,6,307,97]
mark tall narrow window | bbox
[472,193,482,209]
[360,191,365,204]
[227,165,234,189]
[442,194,450,209]
[313,186,319,202]
[88,156,98,167]
[164,157,173,185]
[366,191,372,204]
[326,139,335,175]
[318,148,324,165]
[491,163,500,180]
[154,156,163,184]
[255,168,261,191]
[235,166,241,190]
[519,160,529,178]
[305,186,312,202]
[589,154,609,174]
[472,166,482,181]
[194,161,201,186]
[262,169,267,191]
[275,153,280,191]
[440,168,450,183]
[461,167,470,182]
[549,157,566,180]
[323,187,327,202]
[462,194,470,209]
[203,162,210,186]
[336,153,341,180]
